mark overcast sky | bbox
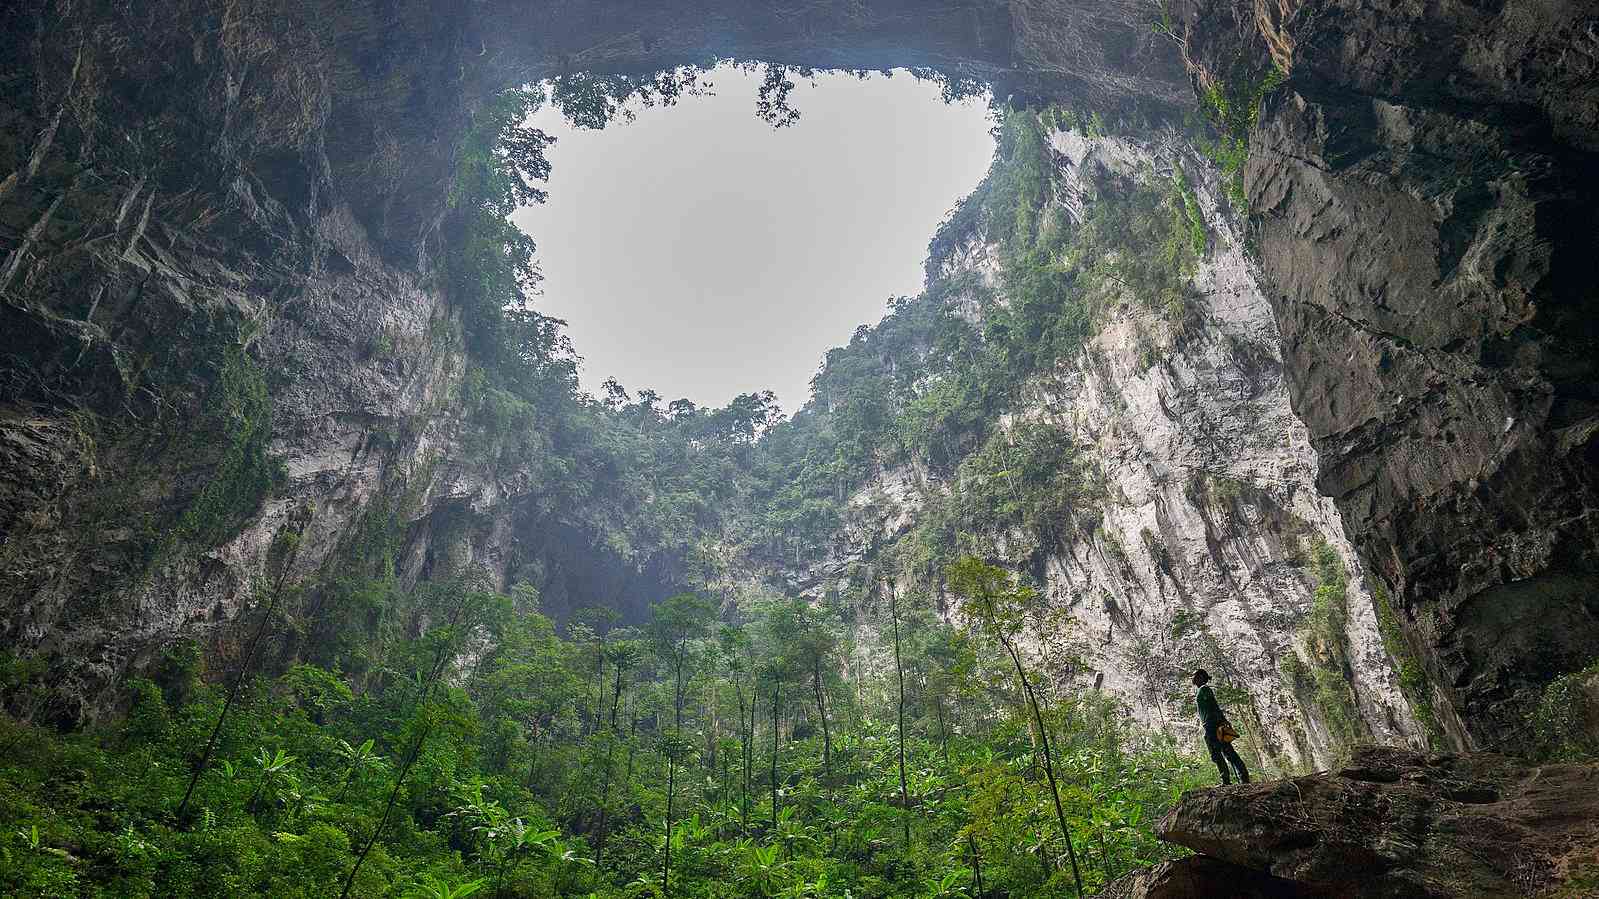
[512,64,996,415]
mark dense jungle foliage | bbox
[1,81,1229,897]
[0,563,1211,897]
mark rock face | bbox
[2,0,1596,745]
[1030,130,1423,766]
[1152,745,1599,898]
[1174,0,1599,746]
[784,126,1423,770]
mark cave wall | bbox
[1174,0,1599,745]
[776,126,1426,769]
[3,0,1597,742]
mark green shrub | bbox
[177,346,280,548]
[1527,660,1599,761]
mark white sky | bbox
[512,63,996,415]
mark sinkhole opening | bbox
[511,62,997,417]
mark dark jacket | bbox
[1196,684,1225,731]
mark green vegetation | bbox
[1196,62,1286,211]
[1526,658,1599,762]
[1372,584,1445,748]
[756,108,1204,575]
[176,344,283,548]
[0,559,1210,897]
[1,89,1243,898]
[1280,540,1364,752]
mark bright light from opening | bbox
[513,63,995,415]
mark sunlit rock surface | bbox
[2,0,1595,743]
[793,128,1423,770]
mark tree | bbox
[884,579,913,853]
[575,605,621,734]
[339,582,501,899]
[175,518,306,823]
[650,593,715,897]
[947,557,1085,898]
[594,630,642,870]
[717,625,756,834]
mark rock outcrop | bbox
[2,0,1597,746]
[782,125,1423,770]
[1101,855,1324,899]
[1133,746,1599,898]
[1173,0,1599,747]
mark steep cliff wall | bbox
[0,0,1195,722]
[779,124,1424,770]
[1173,0,1599,746]
[2,0,1595,748]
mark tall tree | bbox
[340,581,500,899]
[650,593,714,897]
[176,518,305,823]
[948,557,1086,898]
[718,625,755,834]
[885,579,913,853]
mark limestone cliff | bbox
[1173,0,1599,748]
[777,124,1425,770]
[2,0,1595,753]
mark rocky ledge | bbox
[1107,746,1599,898]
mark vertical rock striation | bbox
[787,126,1423,770]
[1174,0,1599,746]
[2,0,1595,750]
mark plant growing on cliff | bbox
[176,345,282,548]
[1373,584,1445,748]
[1527,659,1599,762]
[448,86,554,362]
[1281,540,1366,753]
[948,556,1086,898]
[1197,60,1287,211]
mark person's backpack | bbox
[1216,723,1239,743]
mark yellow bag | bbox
[1216,723,1239,743]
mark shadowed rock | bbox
[1100,854,1327,898]
[1155,746,1599,898]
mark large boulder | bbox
[1099,855,1326,898]
[1156,746,1599,898]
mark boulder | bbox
[1156,746,1599,898]
[1099,854,1325,898]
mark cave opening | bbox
[509,62,997,416]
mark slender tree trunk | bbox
[1000,633,1084,898]
[341,716,434,899]
[664,639,688,898]
[888,588,912,852]
[811,656,832,789]
[736,683,750,833]
[934,697,950,767]
[175,531,302,823]
[769,682,780,837]
[594,731,616,872]
[339,587,476,899]
[969,834,985,898]
[595,657,629,870]
[610,658,626,729]
[625,700,639,786]
[663,755,676,896]
[587,646,605,735]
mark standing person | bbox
[1193,669,1249,785]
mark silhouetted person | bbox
[1193,669,1249,785]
